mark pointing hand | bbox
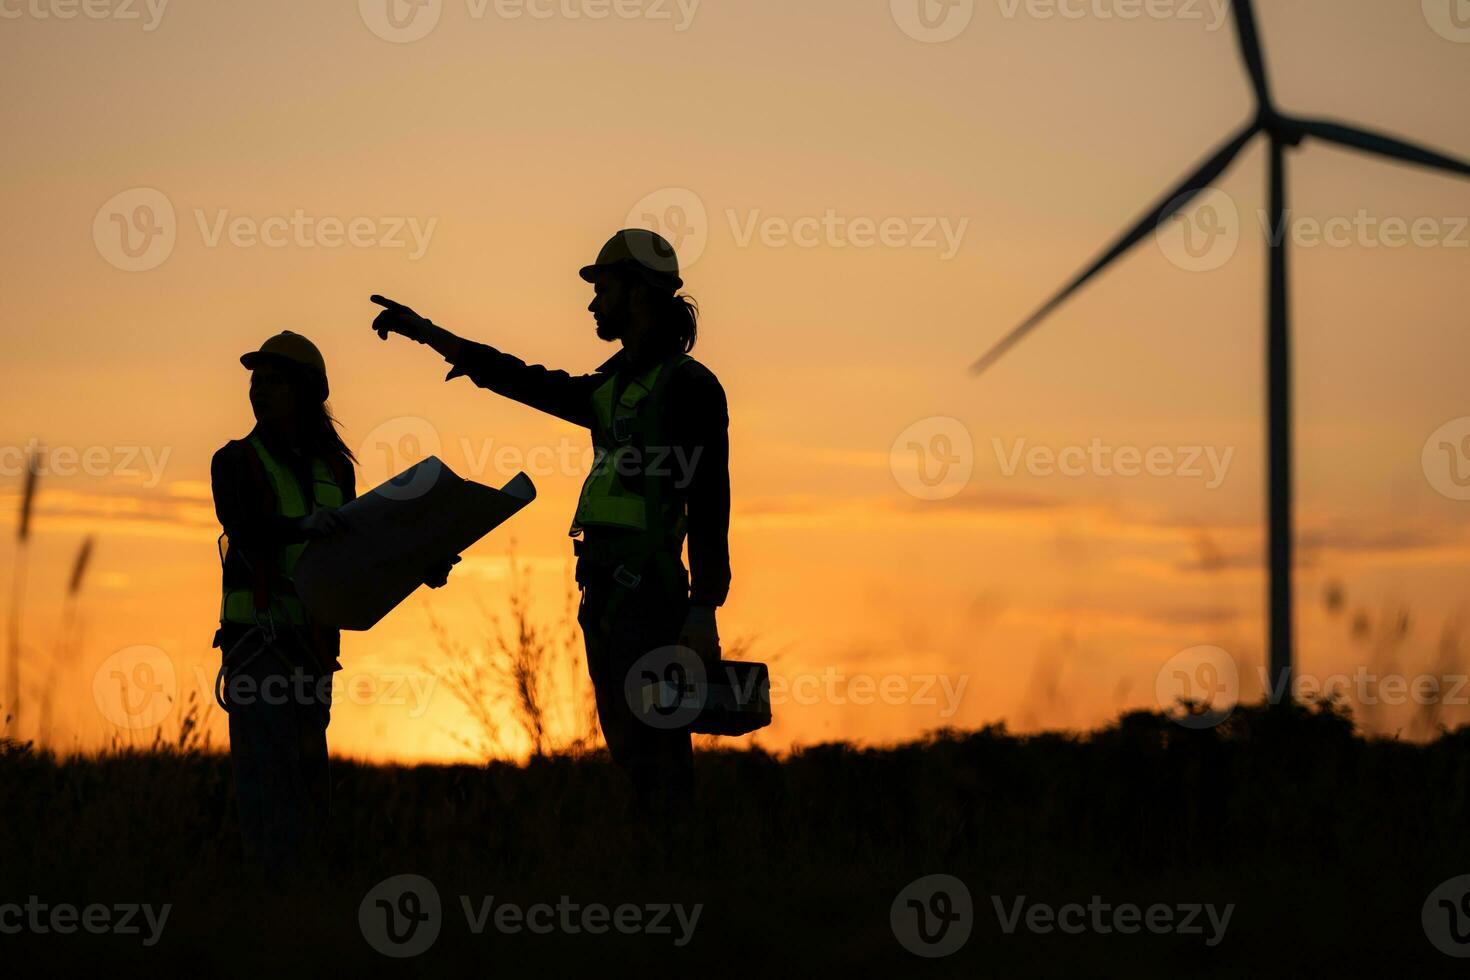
[370,294,431,343]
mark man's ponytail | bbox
[663,291,699,354]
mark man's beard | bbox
[595,319,622,342]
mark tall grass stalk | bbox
[39,535,94,747]
[5,452,39,734]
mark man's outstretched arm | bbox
[370,294,598,428]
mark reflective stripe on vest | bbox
[570,355,690,537]
[219,436,344,626]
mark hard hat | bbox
[579,228,684,292]
[240,331,330,398]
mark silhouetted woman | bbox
[210,331,451,874]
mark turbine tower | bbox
[970,0,1470,702]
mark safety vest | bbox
[219,435,345,627]
[570,355,692,549]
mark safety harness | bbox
[214,435,348,711]
[570,354,693,618]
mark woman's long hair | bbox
[283,363,357,469]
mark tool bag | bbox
[691,659,772,736]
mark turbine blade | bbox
[1295,118,1470,178]
[970,123,1259,376]
[1230,0,1272,107]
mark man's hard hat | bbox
[579,228,684,292]
[240,331,330,397]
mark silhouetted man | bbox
[369,229,730,812]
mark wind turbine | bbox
[970,0,1470,702]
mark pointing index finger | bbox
[370,294,405,311]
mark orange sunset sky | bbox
[2,0,1468,761]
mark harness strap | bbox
[238,439,278,617]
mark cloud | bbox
[0,484,217,541]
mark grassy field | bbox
[3,699,1470,977]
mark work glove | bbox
[370,294,431,343]
[679,605,721,670]
[423,556,462,589]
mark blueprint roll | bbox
[293,457,536,631]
